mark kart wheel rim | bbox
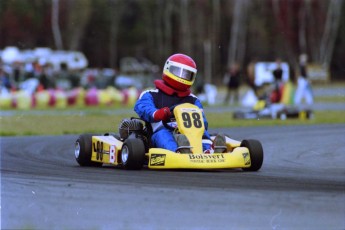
[121,145,129,163]
[75,142,80,159]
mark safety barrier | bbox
[0,86,141,109]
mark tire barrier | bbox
[0,86,141,109]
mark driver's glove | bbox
[153,107,171,121]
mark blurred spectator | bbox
[223,62,241,105]
[38,63,55,89]
[0,67,12,91]
[24,61,35,80]
[33,60,43,77]
[12,61,23,84]
[273,58,283,82]
[55,62,72,90]
[107,68,118,87]
[246,58,257,94]
[270,58,284,103]
[69,69,81,88]
[194,76,205,96]
[81,68,98,89]
[38,68,49,89]
[294,54,313,105]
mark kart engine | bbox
[119,119,144,140]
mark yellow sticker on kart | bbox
[150,154,166,166]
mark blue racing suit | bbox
[134,87,212,152]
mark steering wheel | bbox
[162,105,177,131]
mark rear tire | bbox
[121,138,145,170]
[75,134,103,167]
[241,139,263,171]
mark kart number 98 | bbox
[182,112,202,128]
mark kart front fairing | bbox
[145,103,251,169]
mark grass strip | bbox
[1,110,344,136]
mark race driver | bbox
[134,53,226,153]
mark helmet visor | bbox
[169,65,195,81]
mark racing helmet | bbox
[162,53,197,91]
[119,119,143,140]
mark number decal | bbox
[192,112,202,128]
[182,112,192,128]
[182,112,202,128]
[93,141,104,161]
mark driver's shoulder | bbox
[139,88,159,99]
[185,93,200,104]
[189,93,198,99]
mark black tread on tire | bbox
[121,138,146,170]
[75,134,103,167]
[241,139,263,171]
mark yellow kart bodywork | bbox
[90,135,123,165]
[87,134,252,170]
[147,103,252,170]
[148,146,251,169]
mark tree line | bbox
[0,0,344,82]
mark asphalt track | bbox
[1,124,344,229]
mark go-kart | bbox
[74,103,264,171]
[234,82,313,120]
[233,100,313,120]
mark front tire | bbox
[121,138,145,170]
[241,139,263,171]
[75,134,102,167]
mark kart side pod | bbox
[75,134,123,167]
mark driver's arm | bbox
[134,90,157,123]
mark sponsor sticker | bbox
[181,108,198,113]
[150,154,166,166]
[242,152,251,165]
[93,141,104,161]
[93,140,114,161]
[189,154,225,163]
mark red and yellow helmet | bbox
[162,53,197,91]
